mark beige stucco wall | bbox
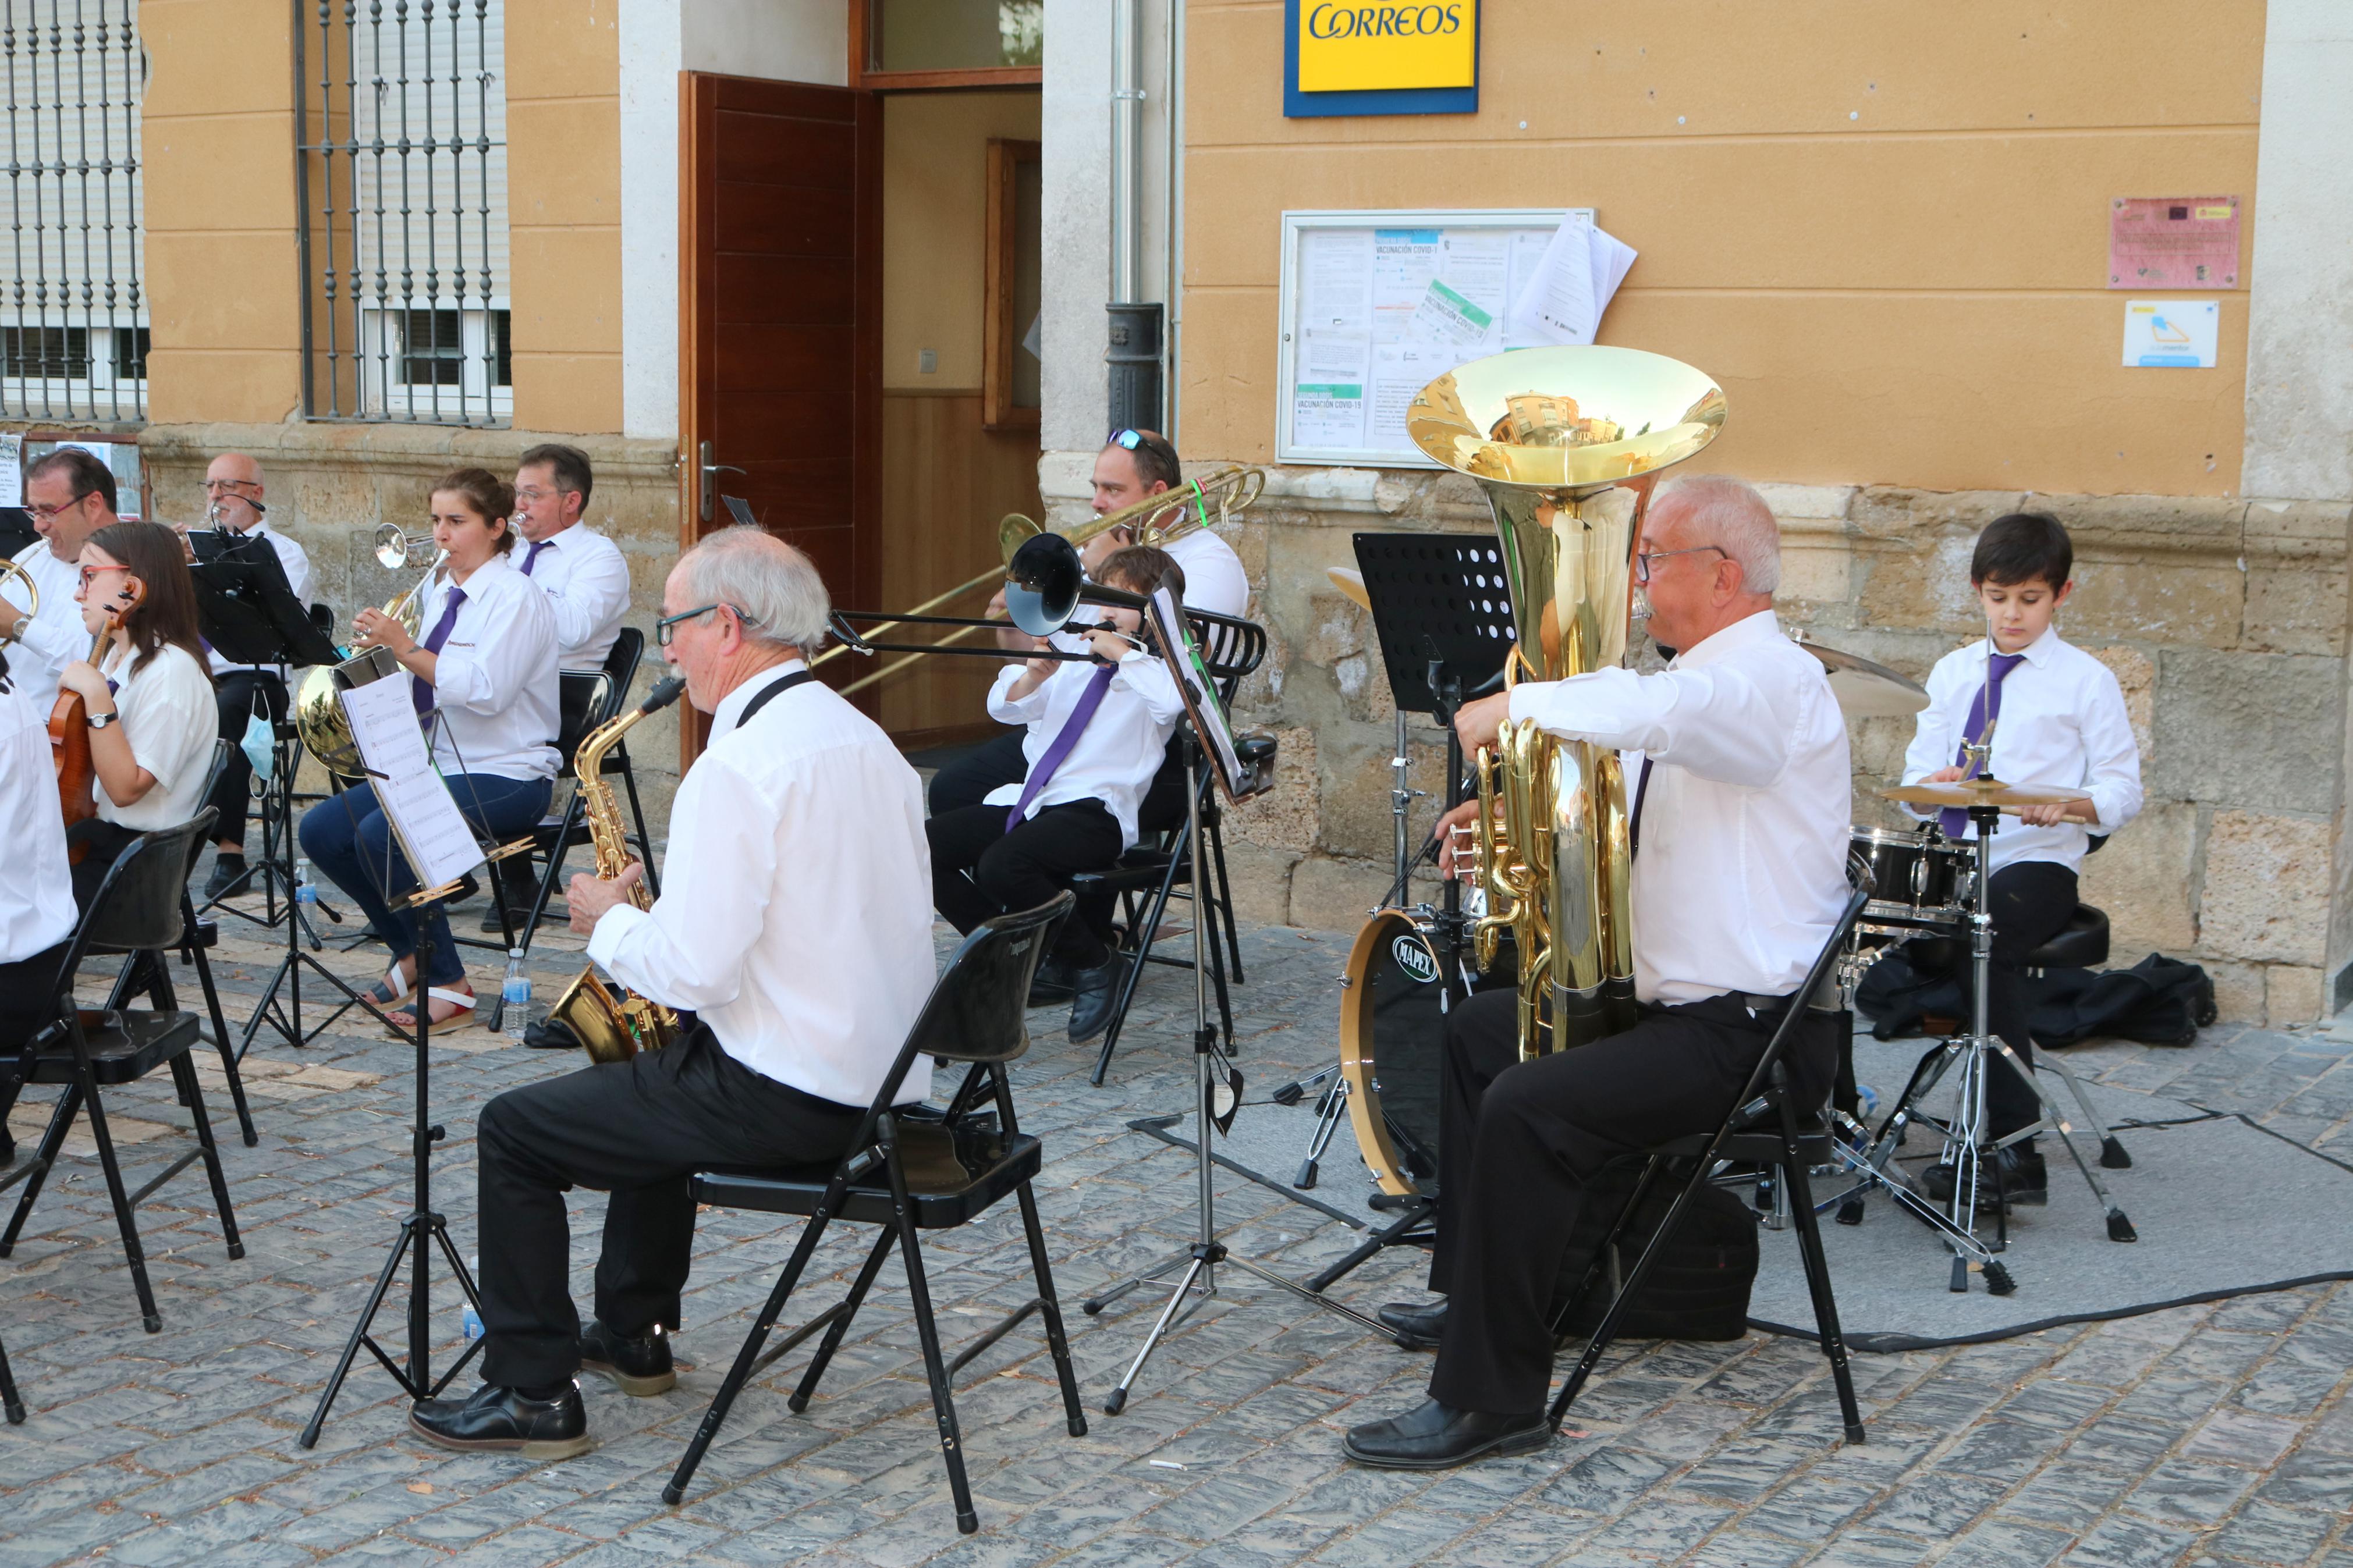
[1181,0,2263,497]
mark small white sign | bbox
[2121,299,2219,369]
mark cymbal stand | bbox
[1083,742,1390,1416]
[1828,802,2136,1293]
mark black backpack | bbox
[1856,946,2216,1047]
[1550,1164,1759,1342]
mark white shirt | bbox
[514,522,629,673]
[205,520,317,677]
[1507,609,1852,1006]
[416,552,560,782]
[1900,625,2143,875]
[2,538,86,706]
[0,679,74,963]
[588,662,938,1107]
[984,649,1186,848]
[1165,528,1249,620]
[97,641,218,831]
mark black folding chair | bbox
[98,752,258,1146]
[1546,885,1873,1445]
[0,1319,21,1423]
[1073,609,1269,1084]
[509,627,656,943]
[663,893,1088,1535]
[1,816,247,1333]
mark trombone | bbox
[826,533,1155,674]
[812,462,1260,698]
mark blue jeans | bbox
[299,773,553,989]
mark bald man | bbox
[198,453,316,901]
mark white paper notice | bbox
[1589,224,1638,311]
[1503,232,1556,347]
[1409,279,1496,350]
[1293,329,1371,448]
[1436,231,1511,323]
[1372,228,1442,343]
[1506,212,1599,346]
[1299,228,1375,333]
[0,433,20,507]
[1371,342,1446,451]
[341,677,486,891]
[2120,299,2219,368]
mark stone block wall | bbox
[1042,453,2353,1026]
[142,422,687,815]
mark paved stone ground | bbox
[6,878,2353,1568]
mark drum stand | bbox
[1083,747,1390,1415]
[1829,803,2136,1293]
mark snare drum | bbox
[1848,825,1971,932]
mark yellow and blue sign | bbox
[1285,0,1479,118]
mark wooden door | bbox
[679,73,881,760]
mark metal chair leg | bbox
[789,1228,895,1413]
[1206,814,1246,984]
[883,1134,979,1536]
[0,1325,23,1423]
[1091,826,1191,1085]
[1,1083,78,1257]
[80,1069,165,1333]
[1013,1178,1089,1437]
[183,898,258,1147]
[1773,1072,1864,1443]
[617,750,662,897]
[171,1051,245,1261]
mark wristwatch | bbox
[86,709,120,730]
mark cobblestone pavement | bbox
[6,880,2353,1568]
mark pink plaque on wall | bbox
[2109,197,2240,289]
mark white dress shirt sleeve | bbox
[541,537,631,659]
[988,661,1051,724]
[1113,648,1187,723]
[587,751,772,1013]
[272,528,315,607]
[433,574,556,716]
[1507,664,1797,789]
[2078,665,2143,833]
[1897,655,1967,817]
[5,576,79,701]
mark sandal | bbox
[385,986,477,1035]
[364,965,416,1009]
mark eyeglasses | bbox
[77,563,131,589]
[1633,545,1728,585]
[1108,428,1172,457]
[513,486,573,506]
[201,478,259,493]
[27,492,93,522]
[654,602,757,646]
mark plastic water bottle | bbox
[294,860,318,909]
[502,949,532,1041]
[460,1256,484,1342]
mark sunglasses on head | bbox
[1108,428,1171,457]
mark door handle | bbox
[698,440,746,524]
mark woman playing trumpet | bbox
[298,469,559,1031]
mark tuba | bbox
[1405,346,1726,1061]
[293,523,448,778]
[546,675,688,1064]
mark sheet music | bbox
[340,677,486,890]
[1149,588,1248,803]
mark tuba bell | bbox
[1405,345,1726,1061]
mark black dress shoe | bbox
[203,856,250,902]
[1378,1299,1446,1350]
[1342,1399,1549,1470]
[523,1018,581,1051]
[1066,954,1128,1043]
[409,1382,592,1459]
[579,1318,675,1397]
[1923,1145,2047,1208]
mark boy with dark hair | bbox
[1899,511,2142,1203]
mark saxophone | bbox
[548,675,688,1064]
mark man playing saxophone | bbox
[1343,475,1852,1470]
[408,525,935,1458]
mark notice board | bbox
[1276,208,1587,468]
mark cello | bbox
[52,577,141,863]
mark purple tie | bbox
[1939,650,2026,836]
[521,539,549,576]
[1007,664,1117,831]
[413,586,468,723]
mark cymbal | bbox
[1879,779,2092,809]
[1793,634,1930,719]
[1327,565,1372,611]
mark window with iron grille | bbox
[296,0,510,426]
[0,1,146,422]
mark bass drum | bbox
[1339,909,1449,1198]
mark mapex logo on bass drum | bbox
[1391,936,1440,984]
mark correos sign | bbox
[1286,0,1479,117]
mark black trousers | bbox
[927,730,1030,816]
[1934,859,2078,1138]
[0,938,71,1148]
[204,670,289,850]
[928,800,1123,970]
[473,1023,869,1389]
[1426,986,1839,1416]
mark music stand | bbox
[190,536,343,938]
[1289,532,1516,1296]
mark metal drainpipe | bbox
[1106,0,1163,432]
[1166,0,1184,447]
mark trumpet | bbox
[291,522,449,778]
[809,463,1261,697]
[0,556,37,650]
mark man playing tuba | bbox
[1343,475,1854,1470]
